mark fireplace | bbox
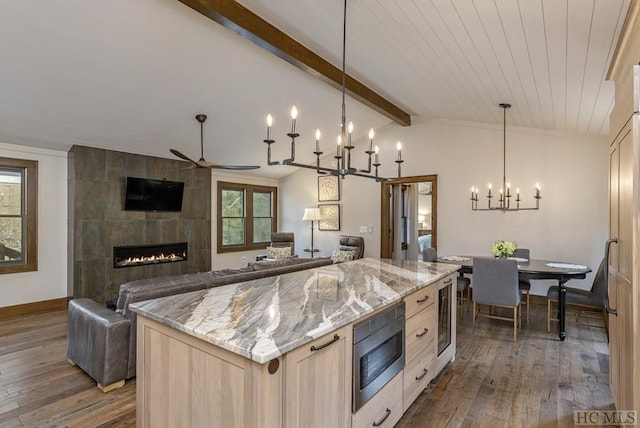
[113,242,188,268]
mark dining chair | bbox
[546,257,608,338]
[422,248,470,318]
[472,258,522,341]
[512,248,531,321]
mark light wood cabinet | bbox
[352,372,403,428]
[607,1,640,414]
[402,279,445,411]
[136,316,282,428]
[284,325,352,428]
[405,281,436,318]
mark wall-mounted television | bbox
[124,177,184,212]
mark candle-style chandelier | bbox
[470,103,542,212]
[262,0,404,181]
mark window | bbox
[0,157,37,273]
[217,181,277,253]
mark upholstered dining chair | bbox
[547,258,608,337]
[422,248,471,318]
[512,248,531,321]
[472,258,522,341]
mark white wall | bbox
[211,170,279,269]
[279,119,608,295]
[0,142,68,308]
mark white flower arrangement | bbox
[492,240,517,258]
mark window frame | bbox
[217,181,277,253]
[0,157,38,274]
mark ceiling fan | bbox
[170,114,260,170]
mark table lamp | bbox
[302,207,322,257]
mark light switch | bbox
[359,226,368,233]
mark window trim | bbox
[0,157,38,274]
[217,181,277,253]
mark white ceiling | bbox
[0,0,629,179]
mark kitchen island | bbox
[131,258,460,428]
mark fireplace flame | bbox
[115,251,187,267]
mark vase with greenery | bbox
[492,240,517,258]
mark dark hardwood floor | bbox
[0,300,612,427]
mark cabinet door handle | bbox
[604,238,618,315]
[416,295,429,303]
[372,408,391,427]
[416,327,429,338]
[415,368,429,380]
[310,334,340,352]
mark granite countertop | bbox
[130,258,460,364]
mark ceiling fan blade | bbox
[199,160,260,170]
[170,149,202,167]
[210,165,261,170]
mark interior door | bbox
[380,175,437,259]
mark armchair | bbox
[256,232,296,261]
[338,235,365,259]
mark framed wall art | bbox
[318,175,340,202]
[318,204,340,231]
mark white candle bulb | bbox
[348,122,354,134]
[506,182,511,189]
[289,106,298,133]
[266,114,273,140]
[488,183,492,189]
[315,129,321,152]
[368,128,375,140]
[315,129,321,140]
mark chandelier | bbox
[471,103,542,212]
[262,0,404,181]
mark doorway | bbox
[380,175,437,260]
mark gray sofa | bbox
[67,235,365,391]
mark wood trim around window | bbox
[0,157,38,274]
[216,181,277,253]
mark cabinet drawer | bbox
[405,285,436,318]
[403,343,436,412]
[352,371,403,428]
[405,304,436,363]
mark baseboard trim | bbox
[0,297,70,319]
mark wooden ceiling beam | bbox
[177,0,411,126]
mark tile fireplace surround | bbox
[68,145,211,304]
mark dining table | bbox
[437,255,592,341]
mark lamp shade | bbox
[302,207,322,221]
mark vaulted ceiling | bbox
[0,0,629,179]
